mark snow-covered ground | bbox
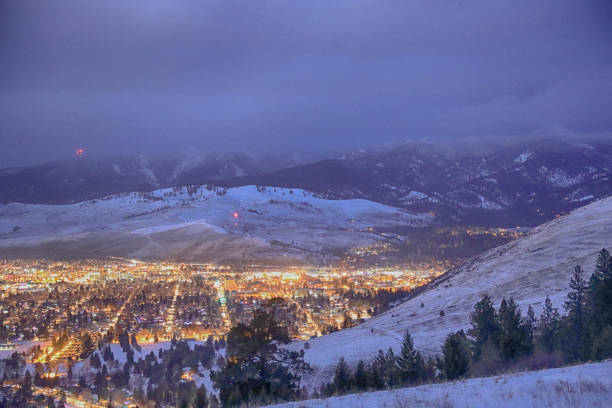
[287,196,612,388]
[267,360,612,408]
[0,185,432,263]
[0,340,49,360]
[69,340,224,398]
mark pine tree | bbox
[79,333,94,359]
[332,357,351,393]
[90,353,101,369]
[587,248,612,359]
[396,330,424,384]
[368,361,384,389]
[468,295,501,360]
[354,360,369,390]
[21,370,32,399]
[537,296,561,353]
[384,347,400,386]
[441,330,470,380]
[589,248,610,294]
[526,305,536,345]
[562,265,589,361]
[498,298,532,360]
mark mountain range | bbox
[2,137,611,229]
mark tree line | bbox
[323,248,612,397]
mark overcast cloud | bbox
[1,0,611,166]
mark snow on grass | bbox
[268,360,612,408]
[131,220,227,235]
[287,196,612,388]
[0,185,432,262]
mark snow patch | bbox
[514,151,533,164]
[539,166,583,188]
[132,220,227,235]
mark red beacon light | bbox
[233,212,239,219]
[75,148,85,157]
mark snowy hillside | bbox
[268,360,612,408]
[287,196,612,386]
[0,185,431,263]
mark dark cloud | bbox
[1,0,611,166]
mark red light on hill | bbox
[233,212,239,219]
[75,148,85,157]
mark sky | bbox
[1,0,611,167]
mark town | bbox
[0,258,445,406]
[0,258,444,357]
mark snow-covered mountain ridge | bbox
[222,137,612,227]
[2,137,611,229]
[0,185,431,263]
[287,195,612,386]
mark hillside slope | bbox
[288,195,612,385]
[0,185,430,264]
[268,360,612,408]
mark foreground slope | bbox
[269,360,612,408]
[0,185,430,264]
[289,195,612,384]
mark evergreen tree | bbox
[332,357,351,393]
[468,295,500,360]
[590,325,612,360]
[354,360,369,390]
[384,347,400,386]
[20,370,32,400]
[396,330,424,384]
[212,312,308,406]
[589,248,610,295]
[587,248,612,359]
[90,352,101,369]
[497,298,532,360]
[122,362,130,384]
[537,296,561,353]
[79,333,94,359]
[526,305,536,345]
[368,361,384,389]
[441,330,470,380]
[562,265,589,361]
